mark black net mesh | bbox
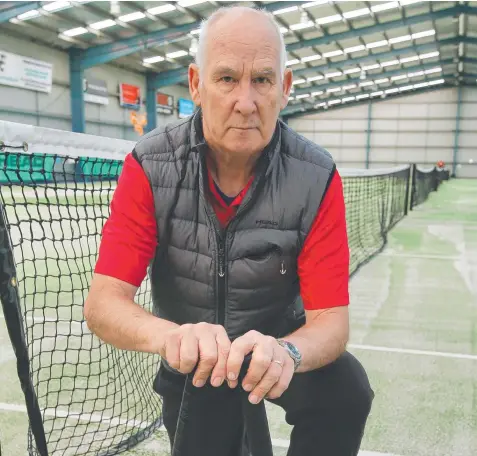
[341,166,411,276]
[411,165,450,208]
[0,151,162,456]
[0,133,443,456]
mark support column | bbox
[146,72,157,133]
[68,48,85,133]
[452,85,462,177]
[365,101,372,169]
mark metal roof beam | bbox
[461,5,477,16]
[282,72,456,117]
[150,67,189,89]
[287,5,464,53]
[463,36,477,46]
[292,58,455,97]
[79,1,299,69]
[462,57,477,65]
[0,1,41,23]
[283,82,457,120]
[293,37,459,79]
[80,22,198,69]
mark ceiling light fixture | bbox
[90,19,116,30]
[118,11,146,22]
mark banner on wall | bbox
[0,50,53,93]
[119,83,141,110]
[178,98,195,119]
[156,92,174,115]
[83,77,109,105]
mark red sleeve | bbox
[297,170,350,310]
[94,153,157,287]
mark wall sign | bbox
[84,77,109,105]
[119,83,141,110]
[0,50,53,93]
[178,98,195,118]
[156,92,174,115]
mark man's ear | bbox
[189,63,201,106]
[280,68,293,110]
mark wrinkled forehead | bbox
[205,15,281,72]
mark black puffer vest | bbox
[133,110,335,340]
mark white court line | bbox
[359,453,399,456]
[270,437,398,455]
[380,252,461,261]
[0,402,148,429]
[348,344,477,360]
[0,315,86,328]
[0,402,399,456]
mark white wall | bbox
[288,87,477,178]
[0,33,191,140]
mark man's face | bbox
[189,11,292,157]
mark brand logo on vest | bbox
[255,219,278,226]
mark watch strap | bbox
[276,339,301,371]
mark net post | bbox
[0,203,49,456]
[408,163,417,212]
[404,164,411,216]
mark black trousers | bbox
[153,351,374,456]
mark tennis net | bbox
[411,165,450,208]
[341,165,411,277]
[0,121,440,455]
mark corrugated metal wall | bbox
[288,87,477,178]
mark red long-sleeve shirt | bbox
[95,153,350,310]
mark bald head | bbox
[195,6,287,80]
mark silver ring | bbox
[273,359,284,367]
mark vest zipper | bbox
[200,155,268,330]
[217,239,226,326]
[215,168,267,328]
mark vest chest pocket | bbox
[234,245,298,288]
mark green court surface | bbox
[1,178,476,456]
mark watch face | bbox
[281,340,301,362]
[287,342,302,360]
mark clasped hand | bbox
[160,322,294,404]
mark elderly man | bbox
[85,5,374,455]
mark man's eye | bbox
[221,76,234,83]
[253,77,271,84]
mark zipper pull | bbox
[280,260,286,275]
[218,244,225,277]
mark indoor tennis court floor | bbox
[1,178,476,456]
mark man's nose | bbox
[234,81,257,116]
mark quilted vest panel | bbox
[134,110,335,340]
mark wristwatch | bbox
[276,339,302,372]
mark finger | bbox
[179,330,199,374]
[248,361,282,404]
[210,327,231,388]
[193,330,218,387]
[265,357,294,400]
[164,331,181,371]
[241,337,276,392]
[226,331,259,387]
